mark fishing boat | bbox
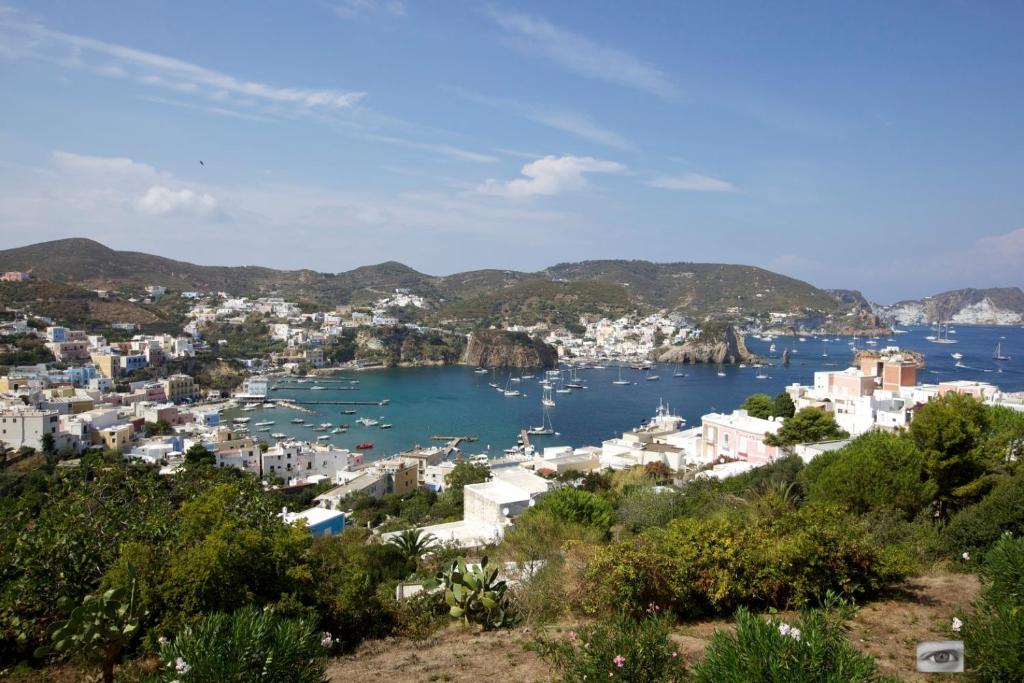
[356,443,374,450]
[993,342,1011,361]
[612,366,631,385]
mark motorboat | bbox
[379,423,393,429]
[271,433,287,439]
[290,417,305,424]
[356,443,374,450]
[254,420,274,427]
[951,352,964,361]
[342,409,356,415]
[232,417,251,424]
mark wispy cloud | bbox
[648,173,737,192]
[478,154,624,199]
[330,0,406,19]
[137,186,218,216]
[449,87,633,150]
[0,11,366,113]
[486,7,679,101]
[361,132,499,163]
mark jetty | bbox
[430,435,479,448]
[291,399,390,406]
[271,386,359,391]
[518,429,531,450]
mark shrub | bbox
[531,611,687,683]
[799,431,935,519]
[531,486,614,533]
[693,596,898,682]
[943,470,1024,558]
[958,535,1024,682]
[617,486,685,533]
[581,504,903,618]
[764,407,848,447]
[156,605,327,683]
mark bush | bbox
[958,535,1024,682]
[764,407,848,447]
[531,486,614,534]
[799,431,935,519]
[693,596,898,682]
[617,486,686,533]
[531,611,687,682]
[943,470,1024,559]
[157,605,327,683]
[581,504,904,618]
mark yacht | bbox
[290,417,304,424]
[612,366,631,385]
[232,417,251,424]
[541,385,556,408]
[993,342,1011,361]
[644,371,660,381]
[271,432,287,439]
[356,417,379,427]
[527,405,555,436]
[929,323,957,345]
[755,371,769,380]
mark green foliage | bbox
[438,462,491,510]
[958,535,1024,682]
[799,431,935,519]
[434,556,511,630]
[156,606,327,683]
[388,528,437,569]
[909,392,990,514]
[693,596,899,682]
[582,503,904,619]
[773,391,796,418]
[183,444,214,466]
[530,611,687,683]
[764,408,849,447]
[531,486,614,533]
[742,393,775,419]
[617,486,685,534]
[36,571,145,683]
[144,420,174,438]
[0,333,55,366]
[943,469,1024,558]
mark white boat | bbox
[331,427,346,434]
[612,366,631,385]
[503,389,522,397]
[474,368,488,374]
[541,385,556,408]
[257,427,271,432]
[317,435,331,441]
[769,343,777,354]
[271,432,286,439]
[379,423,392,429]
[798,337,807,342]
[645,373,660,381]
[318,422,332,429]
[232,417,251,424]
[356,418,379,427]
[241,404,258,412]
[951,352,964,361]
[717,371,727,377]
[310,386,326,391]
[993,342,1011,361]
[755,372,768,380]
[527,405,555,436]
[929,323,957,345]
[290,417,304,424]
[262,402,275,408]
[254,420,275,427]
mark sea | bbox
[224,325,1023,460]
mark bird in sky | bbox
[199,160,204,166]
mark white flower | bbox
[952,617,963,633]
[778,622,791,637]
[158,636,169,648]
[789,627,801,642]
[174,657,191,674]
[320,632,334,648]
[778,622,801,641]
[962,552,971,561]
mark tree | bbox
[40,432,55,456]
[388,528,438,567]
[184,444,215,466]
[741,393,775,419]
[799,431,935,518]
[909,393,990,515]
[773,392,796,418]
[144,420,173,437]
[440,462,491,509]
[764,408,849,447]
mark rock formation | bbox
[655,324,757,365]
[462,329,558,369]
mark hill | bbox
[1,238,885,329]
[876,287,1024,325]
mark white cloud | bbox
[0,12,366,112]
[332,0,406,19]
[973,228,1024,267]
[478,154,624,199]
[487,7,679,101]
[649,173,737,192]
[136,186,217,216]
[52,150,156,176]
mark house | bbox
[159,374,196,403]
[0,408,59,451]
[700,409,782,466]
[281,507,346,537]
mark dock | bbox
[519,429,531,449]
[430,435,479,448]
[271,386,359,391]
[291,399,390,406]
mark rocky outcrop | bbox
[355,326,465,367]
[656,324,757,365]
[854,348,927,369]
[462,329,558,369]
[876,288,1024,326]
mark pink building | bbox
[701,409,782,465]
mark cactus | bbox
[436,555,511,629]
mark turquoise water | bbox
[226,325,1022,459]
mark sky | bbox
[0,1,1021,302]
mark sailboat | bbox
[993,342,1011,361]
[527,403,555,436]
[541,385,556,407]
[673,363,686,377]
[822,340,829,358]
[613,365,631,385]
[565,365,584,389]
[645,369,660,381]
[930,322,957,345]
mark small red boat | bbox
[356,442,374,450]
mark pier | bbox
[291,399,390,406]
[271,386,359,391]
[430,435,479,448]
[518,429,531,450]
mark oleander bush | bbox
[693,595,900,682]
[156,605,327,683]
[530,611,687,683]
[581,502,905,618]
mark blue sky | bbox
[1,1,1021,302]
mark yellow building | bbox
[90,352,118,379]
[159,374,196,403]
[99,424,133,451]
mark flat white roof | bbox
[284,507,344,526]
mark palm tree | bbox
[389,528,438,564]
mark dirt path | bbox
[327,572,980,682]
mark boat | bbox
[318,422,332,429]
[290,417,304,424]
[379,423,393,429]
[271,432,286,439]
[798,337,807,342]
[993,342,1011,361]
[254,420,274,427]
[954,361,966,368]
[342,409,356,415]
[612,366,631,385]
[257,427,271,432]
[769,343,777,354]
[929,323,957,345]
[241,404,258,412]
[527,404,555,436]
[310,386,326,391]
[503,389,522,397]
[356,443,374,450]
[356,418,379,427]
[541,385,556,408]
[232,417,251,424]
[317,435,331,441]
[755,371,768,380]
[331,427,346,434]
[645,372,660,381]
[379,399,390,406]
[717,371,727,377]
[951,352,964,361]
[520,374,536,379]
[474,368,488,374]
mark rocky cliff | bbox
[876,288,1024,326]
[655,324,757,365]
[462,329,558,369]
[354,326,465,367]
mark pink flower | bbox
[613,654,626,668]
[568,630,577,641]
